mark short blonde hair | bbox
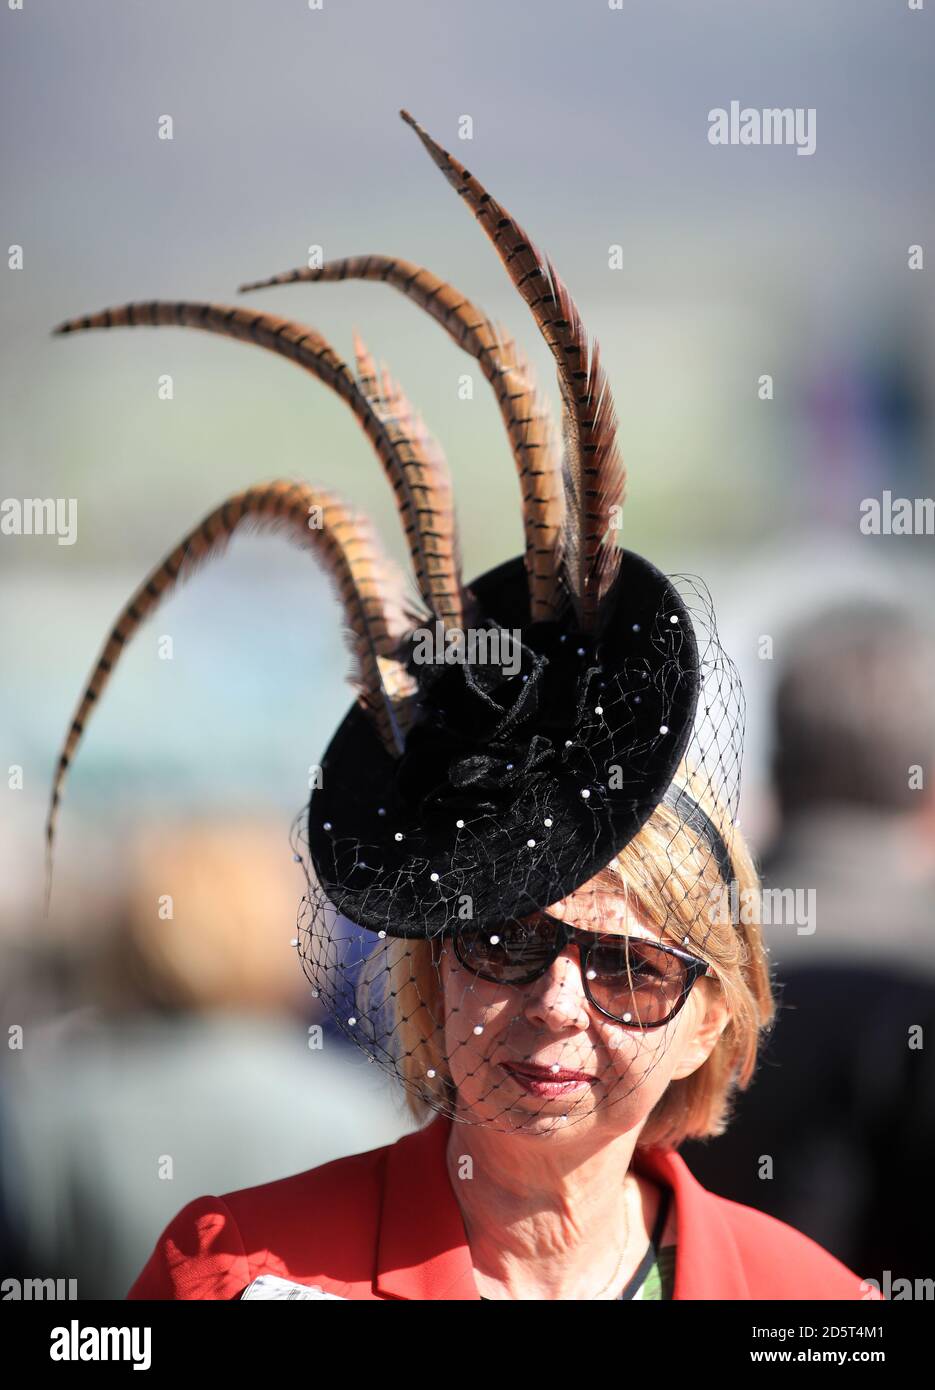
[358,786,776,1150]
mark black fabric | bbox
[307,551,701,937]
[661,784,735,884]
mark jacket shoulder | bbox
[713,1194,879,1300]
[127,1140,391,1301]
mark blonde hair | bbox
[358,784,776,1150]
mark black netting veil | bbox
[293,564,745,1136]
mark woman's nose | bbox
[522,948,590,1030]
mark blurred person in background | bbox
[684,604,935,1285]
[0,818,408,1299]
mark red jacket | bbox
[128,1112,878,1300]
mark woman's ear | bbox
[669,981,730,1081]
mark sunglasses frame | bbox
[451,913,715,1029]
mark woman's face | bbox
[438,878,727,1138]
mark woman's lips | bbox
[501,1063,595,1097]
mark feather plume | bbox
[53,301,463,628]
[399,110,626,630]
[45,480,421,899]
[352,328,463,629]
[239,255,564,622]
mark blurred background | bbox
[1,0,933,1297]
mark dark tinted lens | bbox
[584,936,690,1026]
[455,918,557,981]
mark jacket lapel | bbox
[375,1114,481,1300]
[632,1146,752,1299]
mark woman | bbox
[48,111,876,1301]
[123,800,871,1301]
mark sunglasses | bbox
[451,914,714,1028]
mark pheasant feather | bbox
[45,481,421,894]
[240,256,564,621]
[53,302,463,629]
[399,110,626,630]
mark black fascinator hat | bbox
[309,549,702,937]
[49,110,743,1132]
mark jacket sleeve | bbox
[724,1200,885,1300]
[127,1195,252,1300]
